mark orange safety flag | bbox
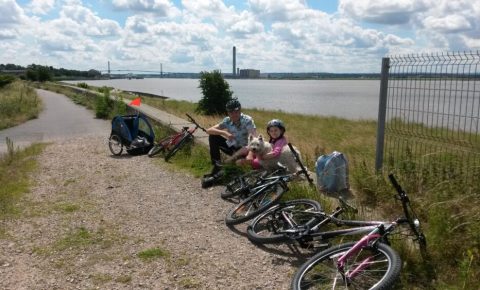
[129,97,141,106]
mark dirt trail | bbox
[0,136,310,290]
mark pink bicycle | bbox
[291,174,427,290]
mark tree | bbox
[196,70,233,115]
[25,64,52,82]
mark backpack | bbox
[315,151,350,193]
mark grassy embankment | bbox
[0,79,42,130]
[9,81,477,289]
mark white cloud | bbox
[112,0,179,17]
[248,0,310,22]
[0,0,27,25]
[27,0,55,15]
[423,15,472,33]
[59,4,121,36]
[0,29,17,39]
[181,0,230,19]
[339,0,431,24]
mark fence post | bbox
[375,57,390,172]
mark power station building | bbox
[239,69,260,78]
[232,46,260,78]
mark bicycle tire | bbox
[148,135,174,158]
[292,242,402,290]
[247,199,322,244]
[221,170,267,199]
[108,134,123,156]
[164,134,192,162]
[225,182,286,225]
[148,144,164,157]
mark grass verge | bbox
[0,139,46,236]
[0,80,43,130]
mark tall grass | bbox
[0,138,46,235]
[0,80,42,130]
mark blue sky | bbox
[1,0,480,73]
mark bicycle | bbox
[247,193,364,245]
[290,174,427,290]
[148,113,207,161]
[221,143,314,200]
[224,144,314,226]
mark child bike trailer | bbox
[108,113,155,156]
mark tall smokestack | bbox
[233,46,236,76]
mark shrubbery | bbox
[0,74,16,88]
[94,87,127,119]
[196,70,233,115]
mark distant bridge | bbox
[99,69,165,74]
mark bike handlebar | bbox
[388,174,426,246]
[185,113,207,132]
[388,174,405,196]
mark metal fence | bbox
[376,51,480,179]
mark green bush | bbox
[0,74,15,88]
[196,70,233,115]
[95,89,112,119]
[77,82,89,89]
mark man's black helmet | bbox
[226,98,241,112]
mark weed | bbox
[137,247,170,261]
[115,275,132,283]
[54,202,80,213]
[179,277,201,288]
[91,273,113,285]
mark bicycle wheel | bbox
[108,134,123,156]
[148,144,164,157]
[164,134,192,162]
[221,170,267,199]
[225,182,286,225]
[292,242,402,290]
[247,199,322,244]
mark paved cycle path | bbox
[0,89,110,154]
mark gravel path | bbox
[0,136,312,290]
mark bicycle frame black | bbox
[244,172,292,200]
[164,114,205,147]
[276,174,422,245]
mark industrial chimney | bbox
[233,46,236,76]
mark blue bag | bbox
[315,151,350,193]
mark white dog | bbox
[247,134,301,173]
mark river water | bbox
[66,78,381,120]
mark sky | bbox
[1,0,480,74]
